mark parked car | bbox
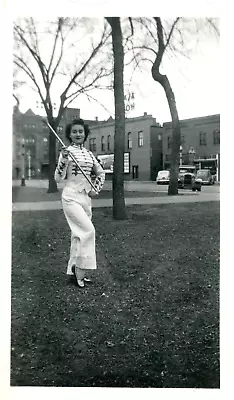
[196,169,215,185]
[178,165,202,192]
[156,170,170,184]
[179,165,197,174]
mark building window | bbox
[89,138,96,152]
[25,137,35,144]
[101,136,105,152]
[43,137,48,160]
[213,129,220,145]
[199,131,207,146]
[16,139,21,156]
[158,134,162,141]
[165,154,171,161]
[167,136,172,149]
[128,132,132,149]
[138,131,143,147]
[43,125,49,132]
[107,135,111,152]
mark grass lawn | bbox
[11,202,220,388]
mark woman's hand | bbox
[61,147,69,159]
[88,189,98,197]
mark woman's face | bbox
[70,124,85,145]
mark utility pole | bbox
[21,138,25,186]
[180,145,183,166]
[189,147,196,165]
[27,150,31,179]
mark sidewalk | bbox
[12,179,220,189]
[12,192,219,211]
[12,179,159,192]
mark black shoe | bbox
[71,265,85,287]
[77,279,85,288]
[84,277,92,283]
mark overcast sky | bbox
[14,16,220,125]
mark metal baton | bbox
[42,119,98,193]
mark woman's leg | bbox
[62,194,97,274]
[67,233,79,275]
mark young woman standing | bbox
[54,118,105,287]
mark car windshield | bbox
[197,170,208,177]
[158,171,169,177]
[179,168,195,174]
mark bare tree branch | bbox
[58,24,110,115]
[130,44,157,56]
[138,17,158,43]
[165,18,180,49]
[206,18,220,37]
[14,55,48,113]
[13,17,114,193]
[14,23,49,92]
[83,91,114,119]
[66,67,113,102]
[154,17,165,70]
[13,93,20,107]
[48,18,63,75]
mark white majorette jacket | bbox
[54,143,105,193]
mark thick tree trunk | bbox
[152,73,181,195]
[161,76,180,195]
[47,118,58,193]
[108,18,127,219]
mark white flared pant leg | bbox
[61,191,96,275]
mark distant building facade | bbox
[12,108,163,181]
[12,107,81,179]
[88,112,163,180]
[12,107,220,182]
[12,106,23,180]
[163,114,220,179]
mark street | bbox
[12,178,220,194]
[12,179,219,212]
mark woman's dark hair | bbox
[65,118,90,143]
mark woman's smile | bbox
[70,124,85,144]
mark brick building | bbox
[88,112,163,180]
[12,107,220,182]
[163,114,220,178]
[12,106,23,179]
[12,108,163,181]
[12,107,82,179]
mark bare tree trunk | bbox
[152,72,180,195]
[150,17,181,195]
[160,76,180,195]
[107,17,127,219]
[47,118,58,193]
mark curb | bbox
[12,194,219,212]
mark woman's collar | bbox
[71,143,84,149]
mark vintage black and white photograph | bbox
[8,2,222,394]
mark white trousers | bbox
[61,187,96,275]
